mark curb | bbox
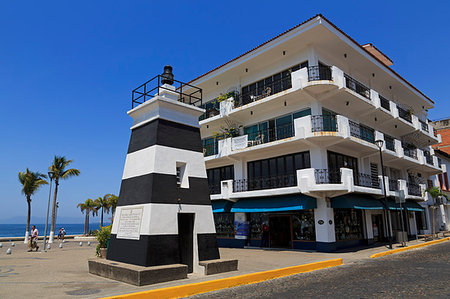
[102,258,343,299]
[370,237,450,258]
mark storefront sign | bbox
[117,207,143,240]
[234,212,249,239]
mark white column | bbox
[314,197,336,246]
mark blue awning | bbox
[211,200,234,213]
[385,200,425,211]
[230,194,316,213]
[331,194,384,210]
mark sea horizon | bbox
[0,223,104,238]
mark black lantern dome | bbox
[161,65,174,85]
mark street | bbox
[191,242,450,299]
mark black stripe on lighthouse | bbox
[128,118,203,154]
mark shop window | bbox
[249,213,269,239]
[292,211,315,241]
[213,213,235,238]
[334,209,363,241]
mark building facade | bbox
[186,15,442,251]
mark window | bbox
[334,209,364,241]
[176,162,188,188]
[207,165,234,194]
[213,213,234,238]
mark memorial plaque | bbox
[117,207,143,240]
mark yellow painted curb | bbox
[370,237,450,259]
[102,258,343,299]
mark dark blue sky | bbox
[1,1,449,223]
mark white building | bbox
[183,14,442,251]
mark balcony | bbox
[397,106,412,123]
[354,172,380,189]
[420,120,429,132]
[407,182,422,197]
[349,120,375,144]
[379,95,391,111]
[314,169,341,184]
[344,74,371,100]
[308,65,332,81]
[246,122,294,148]
[311,115,338,132]
[424,151,433,165]
[389,179,399,192]
[403,147,418,160]
[233,174,297,192]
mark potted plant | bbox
[96,225,111,258]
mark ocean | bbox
[0,223,102,238]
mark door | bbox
[178,213,195,273]
[371,214,384,242]
[269,215,292,248]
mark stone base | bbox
[199,259,238,275]
[88,259,188,286]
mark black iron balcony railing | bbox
[233,174,297,192]
[379,95,390,111]
[131,74,202,109]
[311,115,338,132]
[397,106,412,123]
[308,65,332,81]
[235,76,292,108]
[403,148,418,160]
[420,120,429,132]
[344,74,370,99]
[199,100,220,121]
[355,173,381,189]
[424,151,433,165]
[246,122,294,147]
[389,179,399,191]
[315,169,341,184]
[384,134,395,151]
[209,183,221,195]
[407,182,421,196]
[349,120,375,143]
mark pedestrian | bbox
[62,228,66,240]
[28,225,39,252]
[260,221,269,248]
[58,228,62,240]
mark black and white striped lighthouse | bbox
[106,66,220,273]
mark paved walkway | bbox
[0,237,443,298]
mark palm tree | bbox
[48,156,80,242]
[424,186,449,238]
[94,194,112,227]
[107,194,118,224]
[18,169,48,243]
[77,198,98,236]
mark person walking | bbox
[28,225,39,252]
[260,221,270,248]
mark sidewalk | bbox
[0,237,445,299]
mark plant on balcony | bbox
[217,92,236,103]
[212,119,241,139]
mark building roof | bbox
[187,14,434,104]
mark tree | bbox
[94,194,112,227]
[424,186,449,238]
[77,198,98,236]
[48,156,80,242]
[107,194,118,224]
[18,169,48,243]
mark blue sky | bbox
[1,1,449,224]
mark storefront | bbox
[212,194,317,250]
[386,199,424,239]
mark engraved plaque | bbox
[117,207,143,240]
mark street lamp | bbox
[375,139,393,249]
[43,171,55,252]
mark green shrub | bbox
[96,225,111,257]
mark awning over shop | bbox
[404,201,425,212]
[230,194,316,213]
[331,194,384,210]
[211,200,234,213]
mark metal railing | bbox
[420,120,429,132]
[344,74,371,99]
[349,120,375,143]
[246,122,294,147]
[315,169,341,184]
[397,106,412,123]
[434,127,438,137]
[379,95,390,111]
[308,65,332,81]
[384,135,395,151]
[203,141,218,157]
[403,148,418,160]
[407,182,421,196]
[233,174,297,192]
[424,151,433,165]
[131,74,202,109]
[355,173,380,189]
[235,76,292,108]
[389,179,399,191]
[209,183,221,195]
[311,115,338,132]
[199,100,220,121]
